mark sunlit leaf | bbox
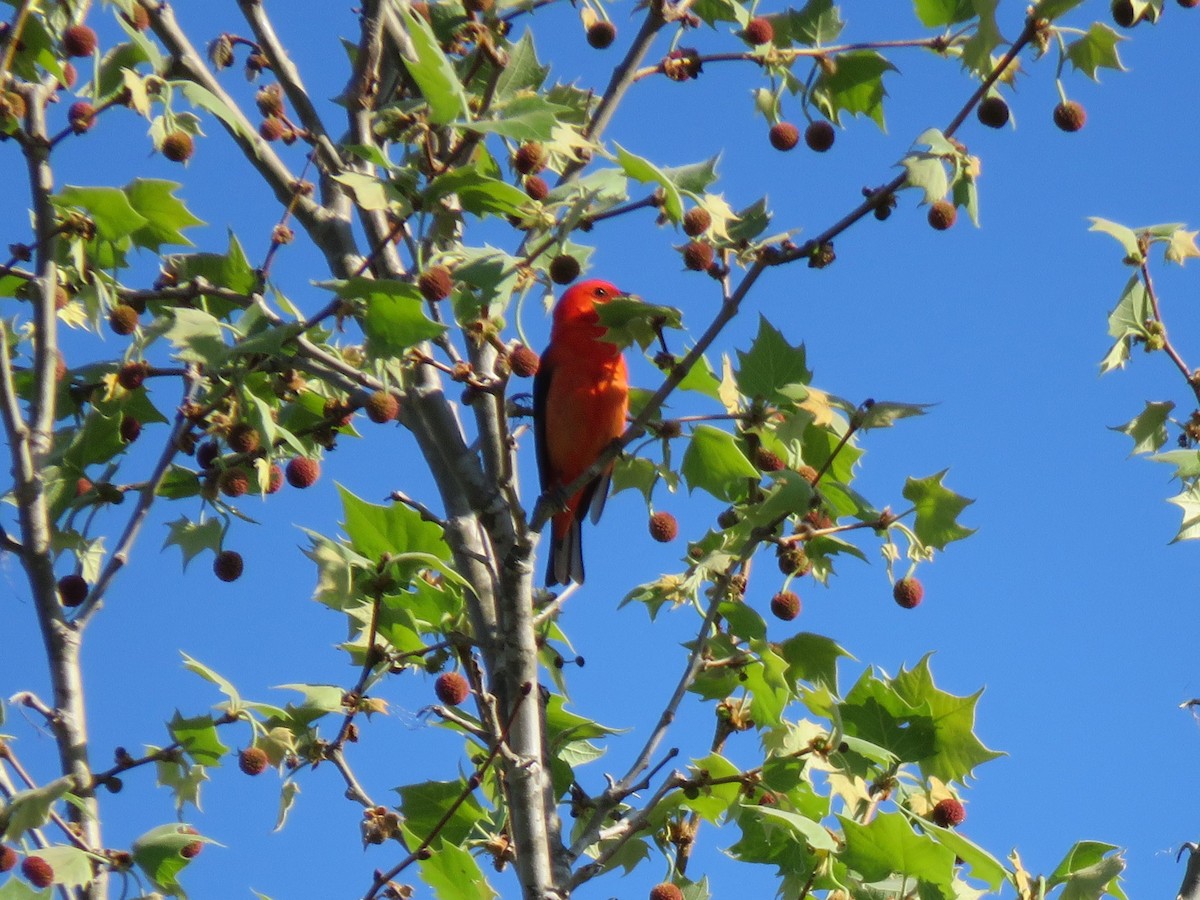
[1110,401,1173,456]
[902,470,976,550]
[681,425,759,501]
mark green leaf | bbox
[690,0,742,27]
[426,166,536,217]
[158,465,202,500]
[174,80,260,145]
[1100,275,1152,373]
[416,835,497,900]
[167,232,258,296]
[337,485,451,575]
[164,516,224,571]
[1110,401,1173,456]
[0,877,44,898]
[124,179,204,252]
[462,95,574,141]
[155,307,230,364]
[810,51,896,129]
[0,776,75,841]
[155,757,208,814]
[402,8,470,125]
[892,656,1003,783]
[735,316,811,403]
[169,712,230,767]
[661,156,720,195]
[750,806,839,851]
[337,278,446,357]
[28,845,94,889]
[1033,0,1087,18]
[611,456,659,501]
[493,31,549,103]
[1165,228,1200,265]
[1065,23,1126,80]
[902,470,976,550]
[545,694,623,744]
[959,0,1003,75]
[915,815,1008,891]
[724,198,771,244]
[681,753,742,822]
[614,144,684,221]
[840,811,955,887]
[841,670,937,764]
[331,172,391,211]
[54,186,149,242]
[397,780,487,846]
[776,0,845,45]
[748,470,814,526]
[681,425,759,502]
[858,401,931,430]
[276,683,345,713]
[1167,482,1200,542]
[274,781,300,832]
[53,410,122,470]
[1048,842,1125,900]
[1089,217,1142,261]
[132,823,212,894]
[777,632,852,693]
[181,652,243,708]
[901,153,949,205]
[913,0,973,27]
[677,351,722,399]
[1150,449,1200,480]
[595,298,683,350]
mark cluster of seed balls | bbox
[56,347,404,598]
[643,452,927,620]
[53,19,197,161]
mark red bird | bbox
[534,279,632,585]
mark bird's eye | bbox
[595,288,608,298]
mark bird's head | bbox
[552,279,631,331]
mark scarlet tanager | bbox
[533,279,632,585]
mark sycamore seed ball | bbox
[365,390,401,424]
[977,96,1010,128]
[435,672,470,706]
[57,574,89,607]
[768,122,799,151]
[508,344,540,378]
[682,207,711,237]
[63,24,97,57]
[21,856,54,888]
[932,797,966,828]
[805,120,835,152]
[893,576,924,609]
[770,590,801,621]
[213,549,244,582]
[586,21,616,49]
[239,746,269,776]
[1053,101,1087,132]
[109,303,140,335]
[743,16,774,45]
[418,266,454,301]
[649,884,683,900]
[648,511,678,543]
[682,241,714,271]
[927,200,957,231]
[549,254,581,285]
[286,457,320,488]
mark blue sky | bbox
[3,2,1200,898]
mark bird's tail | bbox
[546,513,584,586]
